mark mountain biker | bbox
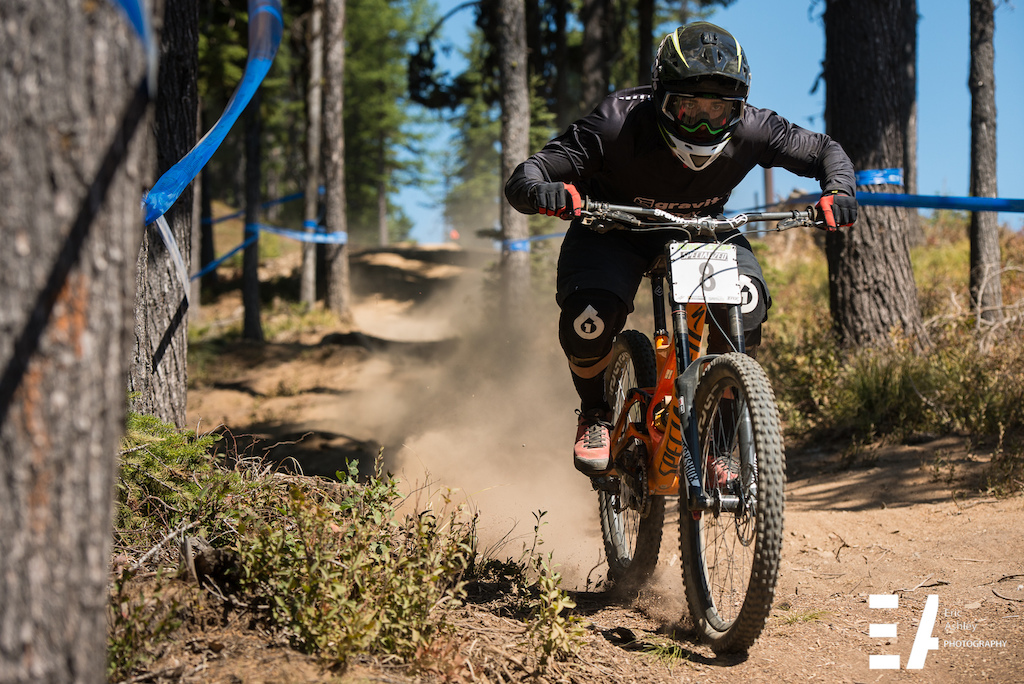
[504,22,858,478]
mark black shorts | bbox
[555,220,771,327]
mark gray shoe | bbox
[573,408,612,475]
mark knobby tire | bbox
[601,330,664,590]
[679,352,785,653]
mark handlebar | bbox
[579,198,823,235]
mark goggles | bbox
[660,92,744,143]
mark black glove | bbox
[532,182,581,220]
[815,191,858,231]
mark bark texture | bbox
[499,0,532,327]
[823,0,927,348]
[0,1,148,680]
[130,0,199,426]
[324,0,351,319]
[968,0,1003,324]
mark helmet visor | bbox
[660,92,743,144]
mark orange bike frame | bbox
[608,301,707,497]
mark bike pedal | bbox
[589,475,619,493]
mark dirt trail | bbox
[186,245,1024,683]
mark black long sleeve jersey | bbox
[505,86,856,217]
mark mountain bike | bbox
[580,199,822,653]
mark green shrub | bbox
[116,414,221,539]
[111,416,590,681]
[110,417,478,677]
[233,461,475,663]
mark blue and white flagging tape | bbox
[853,168,1024,212]
[143,0,283,227]
[133,0,283,301]
[856,168,904,186]
[108,0,157,95]
[504,231,567,252]
[191,222,347,282]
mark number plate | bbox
[669,242,741,304]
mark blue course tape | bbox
[109,0,150,42]
[202,186,324,225]
[107,0,157,95]
[502,231,568,250]
[255,223,348,245]
[857,168,904,186]
[143,0,283,225]
[190,223,347,280]
[191,233,258,281]
[856,192,1024,213]
[154,214,192,302]
[765,191,1024,215]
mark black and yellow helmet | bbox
[652,23,751,170]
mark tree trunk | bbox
[823,0,927,349]
[378,174,389,246]
[969,0,1003,325]
[579,0,611,114]
[902,0,923,246]
[377,135,388,246]
[130,0,199,427]
[638,0,655,86]
[200,167,219,292]
[553,0,571,129]
[499,0,531,327]
[302,0,323,306]
[243,90,265,341]
[190,145,203,311]
[324,0,351,319]
[0,2,148,680]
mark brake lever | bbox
[777,205,823,230]
[608,211,643,226]
[580,210,643,233]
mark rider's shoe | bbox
[573,408,613,475]
[706,454,739,488]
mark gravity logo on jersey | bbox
[573,305,604,340]
[633,196,726,214]
[739,274,759,314]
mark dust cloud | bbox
[348,254,610,589]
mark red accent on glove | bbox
[560,183,581,219]
[536,182,581,220]
[815,191,857,231]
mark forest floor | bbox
[175,242,1024,684]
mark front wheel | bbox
[600,330,664,590]
[679,353,785,653]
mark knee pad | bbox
[558,289,628,367]
[707,274,767,333]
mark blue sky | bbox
[404,0,1024,243]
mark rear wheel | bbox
[600,330,664,589]
[679,353,785,653]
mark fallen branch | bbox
[131,520,198,571]
[897,575,950,593]
[992,589,1024,603]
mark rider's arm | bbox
[505,94,618,214]
[742,106,856,197]
[504,158,558,215]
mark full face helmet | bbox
[651,23,751,170]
